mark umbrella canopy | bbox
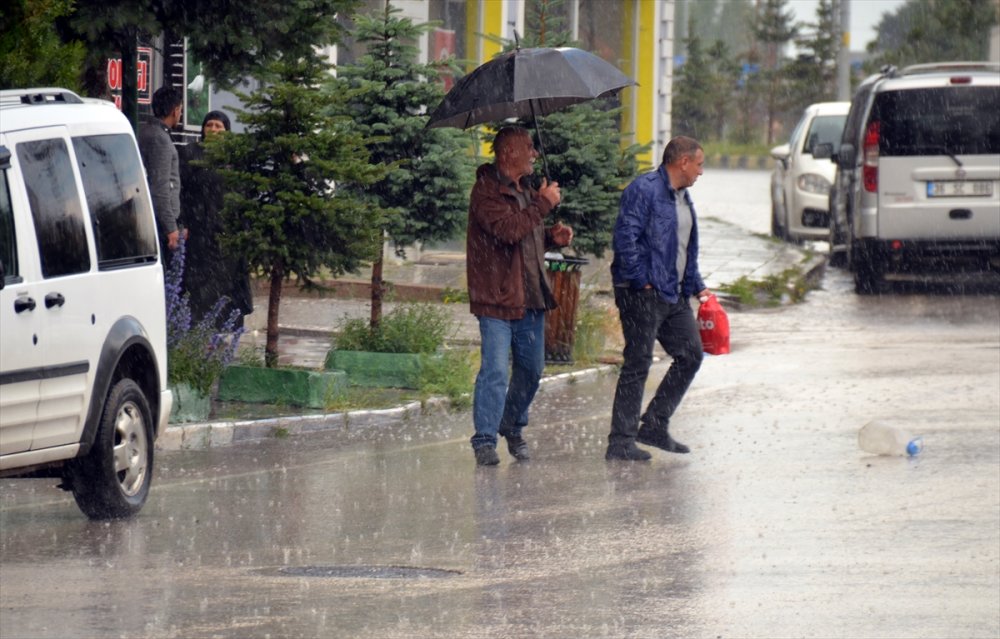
[425,46,635,130]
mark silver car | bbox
[829,62,1000,293]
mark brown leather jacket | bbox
[466,163,559,319]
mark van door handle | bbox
[949,209,972,220]
[45,292,65,308]
[14,297,36,313]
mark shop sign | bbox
[106,47,153,110]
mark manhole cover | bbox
[275,565,462,579]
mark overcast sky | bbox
[787,0,907,51]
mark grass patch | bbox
[718,267,813,307]
[702,140,772,158]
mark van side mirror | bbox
[813,143,833,160]
[837,143,855,169]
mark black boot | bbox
[636,424,690,454]
[605,441,652,461]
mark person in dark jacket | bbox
[606,135,711,461]
[467,126,573,466]
[138,86,184,257]
[178,111,253,328]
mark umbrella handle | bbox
[528,98,552,181]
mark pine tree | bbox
[494,0,648,258]
[204,54,386,367]
[0,0,85,90]
[332,2,476,328]
[866,0,998,71]
[754,0,797,144]
[784,0,840,116]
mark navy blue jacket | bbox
[610,165,706,303]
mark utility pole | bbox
[837,0,851,100]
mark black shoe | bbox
[605,442,652,461]
[474,446,500,466]
[636,425,690,454]
[505,435,531,461]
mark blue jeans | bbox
[472,310,545,450]
[609,288,703,445]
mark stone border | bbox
[157,365,616,451]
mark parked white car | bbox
[0,88,172,518]
[770,101,850,242]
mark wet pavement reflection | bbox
[2,268,999,638]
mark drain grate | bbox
[275,565,462,579]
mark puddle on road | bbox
[264,565,463,579]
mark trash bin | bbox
[544,253,590,364]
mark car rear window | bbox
[872,85,1000,156]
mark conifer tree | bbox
[332,2,476,327]
[494,0,647,258]
[205,54,386,367]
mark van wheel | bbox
[68,379,154,519]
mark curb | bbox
[157,365,617,452]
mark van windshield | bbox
[873,86,1000,156]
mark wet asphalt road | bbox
[2,265,998,639]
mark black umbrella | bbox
[425,41,636,178]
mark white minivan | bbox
[0,88,172,518]
[829,63,1000,293]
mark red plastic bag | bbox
[697,294,730,355]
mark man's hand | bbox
[539,178,561,208]
[167,230,180,250]
[550,221,573,247]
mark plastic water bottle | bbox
[858,420,924,457]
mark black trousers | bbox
[609,287,703,444]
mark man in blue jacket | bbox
[606,136,711,461]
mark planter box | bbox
[217,365,347,408]
[325,350,434,389]
[169,382,212,423]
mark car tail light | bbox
[950,76,972,84]
[863,121,880,193]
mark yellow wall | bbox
[621,0,656,167]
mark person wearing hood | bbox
[178,110,253,328]
[466,126,573,466]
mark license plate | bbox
[927,180,993,197]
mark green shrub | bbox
[417,350,475,408]
[333,304,453,354]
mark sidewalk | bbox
[158,217,824,450]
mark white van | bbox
[0,89,171,518]
[829,63,1000,293]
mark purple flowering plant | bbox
[165,238,245,395]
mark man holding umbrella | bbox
[467,126,573,466]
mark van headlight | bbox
[797,173,831,194]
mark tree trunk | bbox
[120,30,139,133]
[265,262,285,368]
[370,256,384,329]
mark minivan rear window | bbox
[873,86,1000,156]
[18,138,91,278]
[73,134,157,268]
